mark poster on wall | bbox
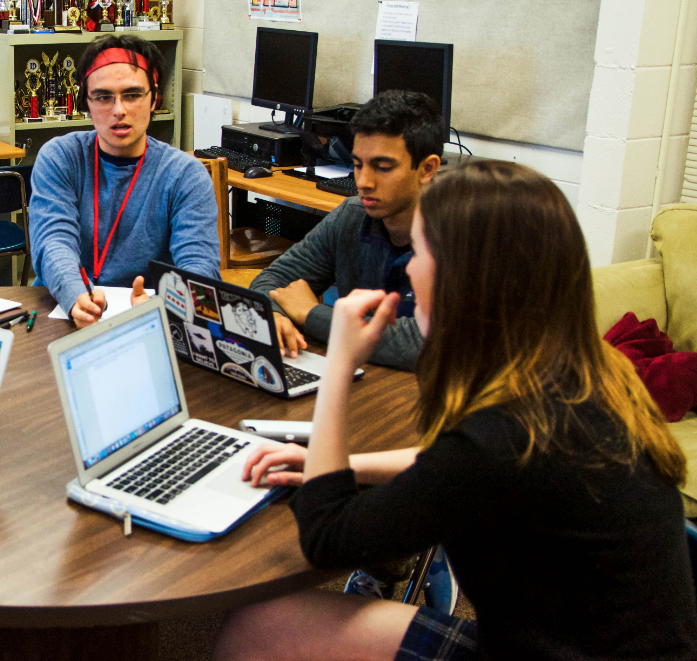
[248,0,302,22]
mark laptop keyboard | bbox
[106,427,250,505]
[284,364,321,389]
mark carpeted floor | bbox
[156,571,474,660]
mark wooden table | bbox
[0,141,25,160]
[228,167,345,215]
[0,287,419,657]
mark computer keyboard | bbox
[283,364,321,389]
[194,146,274,173]
[316,176,358,197]
[106,427,250,505]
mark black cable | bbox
[448,128,472,155]
[270,109,285,127]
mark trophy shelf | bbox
[14,113,175,131]
[0,29,183,164]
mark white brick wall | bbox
[578,0,697,265]
[174,0,204,94]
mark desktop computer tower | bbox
[220,123,304,167]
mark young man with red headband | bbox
[29,35,221,328]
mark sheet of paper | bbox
[48,286,156,321]
[376,1,419,41]
[294,165,353,179]
[0,298,21,314]
[373,1,419,73]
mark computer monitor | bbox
[373,40,454,143]
[252,27,319,135]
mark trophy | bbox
[160,0,172,28]
[55,3,81,30]
[25,59,43,122]
[92,0,114,30]
[123,0,133,25]
[64,59,84,120]
[8,0,20,20]
[14,80,29,123]
[114,0,123,25]
[147,4,159,21]
[41,51,60,119]
[61,55,75,115]
[66,5,79,26]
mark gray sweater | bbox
[250,197,423,371]
[30,131,221,316]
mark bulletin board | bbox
[202,0,601,152]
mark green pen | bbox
[26,310,37,332]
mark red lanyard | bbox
[92,136,148,281]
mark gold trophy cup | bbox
[95,0,114,30]
[160,0,172,28]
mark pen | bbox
[0,311,29,330]
[79,264,93,301]
[0,310,27,326]
[26,310,37,332]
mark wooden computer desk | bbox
[0,287,418,659]
[0,141,25,160]
[228,167,346,218]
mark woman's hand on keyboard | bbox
[242,442,307,488]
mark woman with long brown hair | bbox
[214,160,697,661]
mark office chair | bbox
[0,167,32,286]
[403,546,438,604]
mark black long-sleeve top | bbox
[290,403,697,660]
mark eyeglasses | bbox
[86,90,152,109]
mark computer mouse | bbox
[244,166,274,179]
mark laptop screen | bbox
[58,307,182,469]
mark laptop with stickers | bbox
[48,296,286,540]
[148,261,363,398]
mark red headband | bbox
[84,48,157,84]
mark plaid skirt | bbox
[394,605,479,661]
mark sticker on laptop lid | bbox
[184,322,219,371]
[188,280,221,323]
[221,362,257,386]
[169,322,189,357]
[216,338,254,364]
[220,298,272,346]
[252,356,284,393]
[158,271,194,322]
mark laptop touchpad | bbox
[204,466,260,500]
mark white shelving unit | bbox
[0,29,183,164]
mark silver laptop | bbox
[48,296,285,535]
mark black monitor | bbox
[373,40,453,143]
[252,27,319,135]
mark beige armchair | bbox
[592,204,697,514]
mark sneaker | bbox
[423,546,459,615]
[344,569,395,599]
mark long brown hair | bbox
[416,160,685,485]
